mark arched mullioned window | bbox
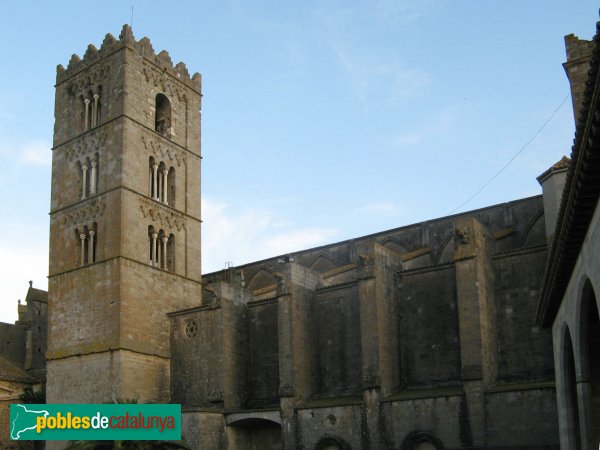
[80,85,103,132]
[78,154,98,200]
[148,156,175,206]
[76,223,97,266]
[147,226,175,272]
[155,93,171,137]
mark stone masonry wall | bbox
[493,248,555,382]
[170,306,224,408]
[314,283,362,398]
[397,266,461,387]
[246,299,279,408]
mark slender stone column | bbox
[84,98,90,131]
[90,160,97,195]
[162,236,168,269]
[88,230,95,263]
[157,172,162,202]
[163,170,169,205]
[79,233,86,266]
[93,94,100,126]
[152,233,159,266]
[81,164,88,200]
[152,164,159,200]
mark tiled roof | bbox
[536,156,571,183]
[537,22,600,326]
[0,356,35,383]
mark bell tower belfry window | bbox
[155,93,171,137]
[78,153,98,200]
[47,25,202,406]
[80,86,102,132]
[148,156,175,206]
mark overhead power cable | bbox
[448,93,571,215]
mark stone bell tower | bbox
[46,25,202,404]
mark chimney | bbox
[537,156,570,242]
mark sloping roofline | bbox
[536,22,600,326]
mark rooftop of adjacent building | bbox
[537,22,600,326]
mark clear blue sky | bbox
[0,1,596,323]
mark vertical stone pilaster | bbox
[454,217,497,447]
[356,242,402,395]
[212,281,251,411]
[280,397,297,450]
[553,323,579,450]
[363,387,382,449]
[276,263,320,449]
[356,242,402,448]
[357,252,379,389]
[577,381,594,450]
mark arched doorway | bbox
[227,417,281,450]
[315,436,350,450]
[400,431,444,450]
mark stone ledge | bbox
[383,386,464,402]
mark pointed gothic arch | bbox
[437,232,455,264]
[247,268,276,292]
[309,253,339,273]
[520,209,545,247]
[380,237,410,255]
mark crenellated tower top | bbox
[56,24,201,92]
